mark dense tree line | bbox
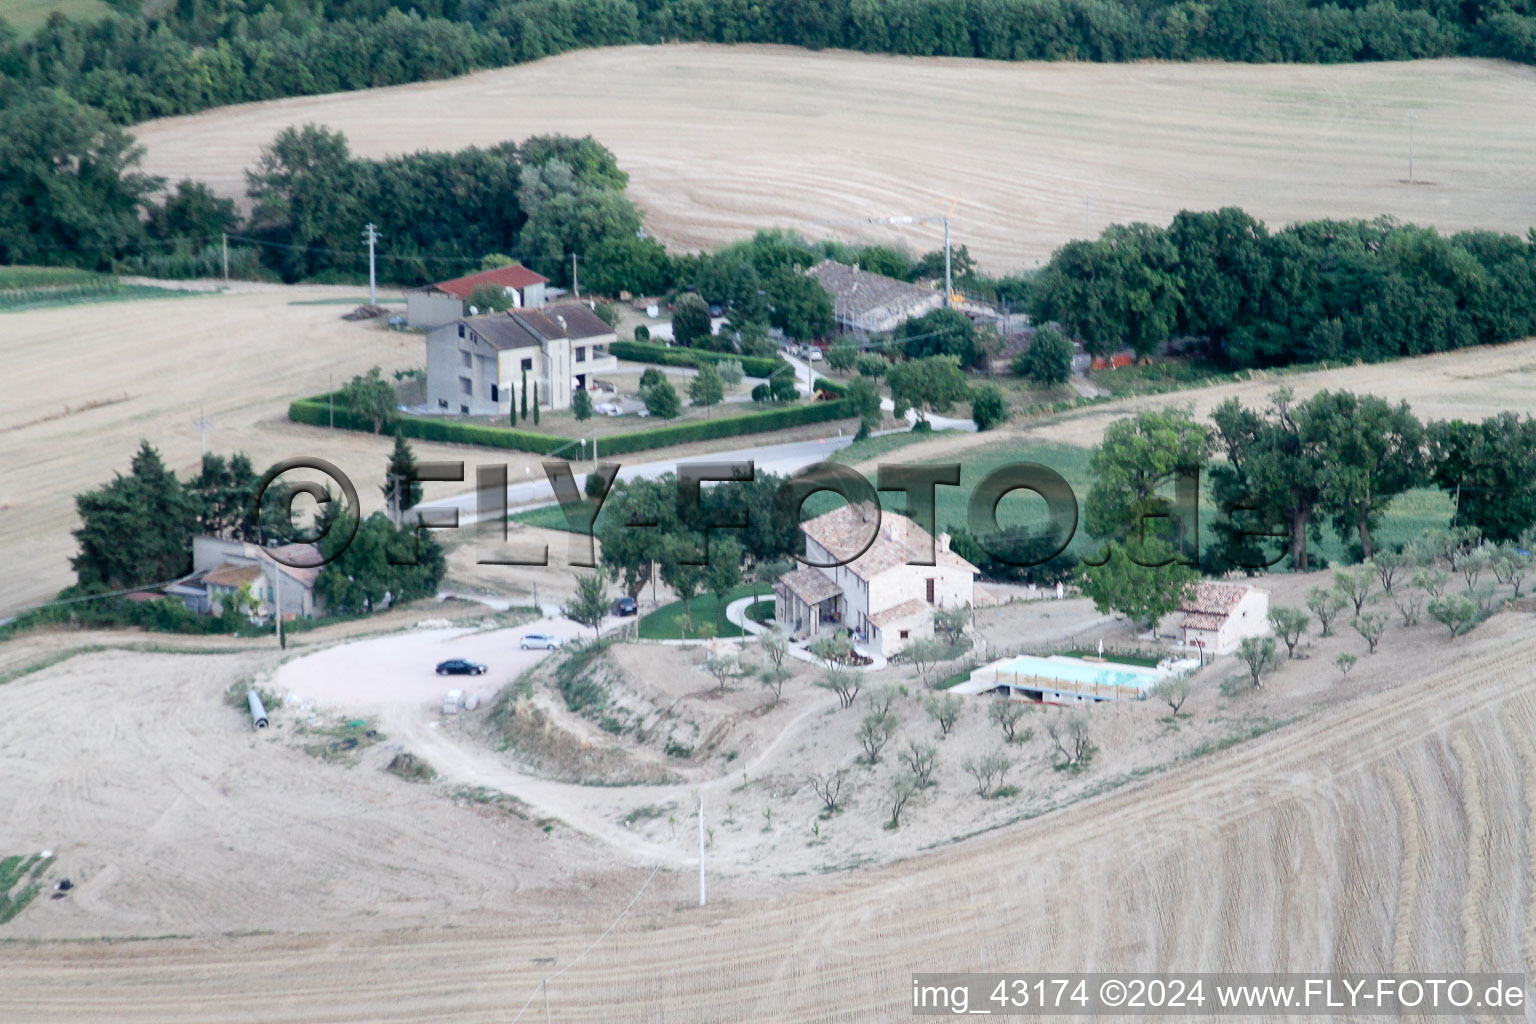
[1,106,640,284]
[1030,208,1536,371]
[3,0,1532,142]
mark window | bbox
[460,350,471,368]
[575,346,587,363]
[521,357,533,371]
[491,384,499,402]
[926,578,935,603]
[899,629,910,640]
[459,404,469,414]
[459,377,472,396]
[437,398,447,409]
[458,324,465,338]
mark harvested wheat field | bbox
[5,605,1536,1021]
[132,46,1536,270]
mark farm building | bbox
[425,302,617,415]
[808,260,944,337]
[406,264,549,329]
[164,536,324,621]
[1175,581,1270,655]
[774,502,976,658]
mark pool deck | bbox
[954,653,1199,702]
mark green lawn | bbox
[1061,649,1160,667]
[0,0,109,33]
[637,583,772,640]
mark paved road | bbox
[415,432,863,526]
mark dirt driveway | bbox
[269,615,611,714]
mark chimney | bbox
[938,532,951,553]
[555,315,567,333]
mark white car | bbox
[804,346,824,362]
[520,633,564,651]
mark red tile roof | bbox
[1178,581,1254,631]
[429,264,549,300]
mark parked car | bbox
[435,659,486,675]
[520,633,564,650]
[707,302,724,318]
[612,596,638,617]
[801,345,824,362]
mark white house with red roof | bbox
[406,264,550,329]
[773,502,977,657]
[1175,581,1269,655]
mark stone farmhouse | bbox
[1175,581,1270,655]
[808,259,944,338]
[425,302,617,416]
[406,264,550,329]
[774,502,977,657]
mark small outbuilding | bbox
[406,264,550,329]
[1175,581,1270,655]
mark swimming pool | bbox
[995,654,1161,693]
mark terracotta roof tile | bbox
[428,264,548,300]
[800,504,978,580]
[867,598,930,628]
[777,567,843,604]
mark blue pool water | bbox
[998,655,1160,691]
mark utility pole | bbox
[362,223,380,306]
[1407,113,1418,184]
[942,215,952,306]
[221,232,229,285]
[194,406,211,457]
[571,254,579,298]
[275,565,285,650]
[697,793,706,907]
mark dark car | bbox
[612,596,638,617]
[435,659,486,676]
[707,302,724,318]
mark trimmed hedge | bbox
[813,376,846,397]
[608,340,782,379]
[289,393,855,458]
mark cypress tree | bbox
[521,369,528,420]
[533,382,540,424]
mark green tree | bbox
[72,441,201,590]
[520,369,529,421]
[688,362,725,415]
[715,359,744,389]
[467,282,512,313]
[827,337,858,374]
[1426,413,1536,543]
[1427,593,1478,637]
[1209,390,1327,572]
[705,536,744,633]
[533,382,540,424]
[244,124,360,281]
[643,377,682,419]
[584,235,674,296]
[342,367,397,434]
[856,353,888,379]
[845,376,882,439]
[521,189,642,287]
[1267,605,1309,658]
[1075,538,1198,630]
[316,512,446,616]
[1015,324,1073,386]
[1085,407,1210,548]
[383,432,422,514]
[189,451,264,542]
[564,572,609,638]
[1306,586,1347,637]
[896,306,981,366]
[571,387,594,421]
[1306,391,1424,560]
[145,179,238,245]
[1238,635,1281,689]
[672,293,713,348]
[970,384,1008,431]
[766,266,833,341]
[886,355,970,425]
[0,90,160,269]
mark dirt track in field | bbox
[5,608,1535,1021]
[132,46,1536,271]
